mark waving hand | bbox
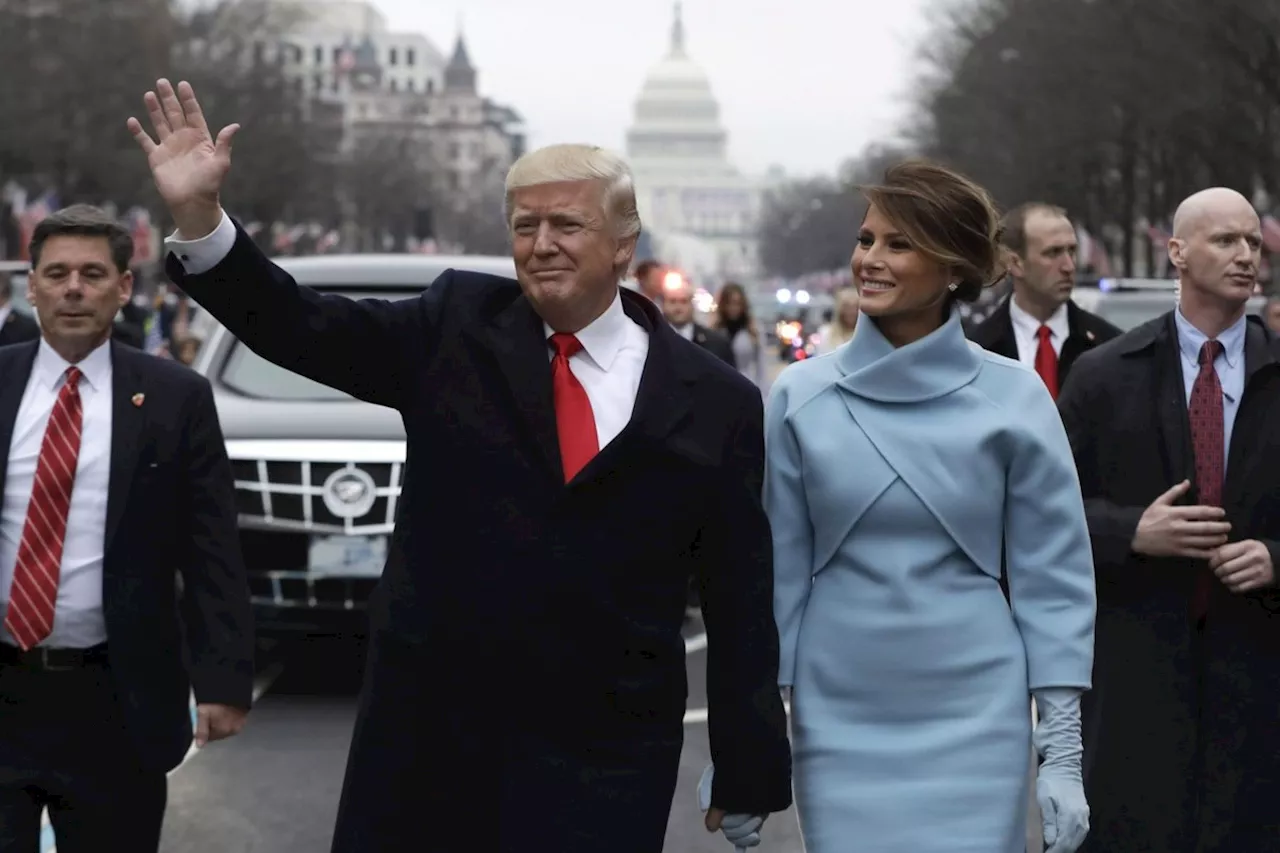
[127,79,238,240]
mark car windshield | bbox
[219,289,415,401]
[1091,295,1177,331]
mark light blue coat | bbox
[765,308,1095,852]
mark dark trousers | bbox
[0,657,167,852]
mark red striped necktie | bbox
[4,366,84,649]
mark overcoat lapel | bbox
[467,295,562,480]
[105,342,148,552]
[0,341,39,497]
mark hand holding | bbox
[1210,539,1275,593]
[1036,773,1090,853]
[697,764,765,850]
[194,702,248,747]
[127,79,238,240]
[1131,480,1230,559]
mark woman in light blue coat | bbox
[766,161,1095,853]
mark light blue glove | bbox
[1033,687,1090,853]
[696,764,765,850]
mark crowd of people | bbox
[0,75,1275,853]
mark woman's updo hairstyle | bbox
[857,159,1005,304]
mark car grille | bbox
[227,441,405,535]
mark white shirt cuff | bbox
[165,211,236,276]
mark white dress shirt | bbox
[1008,296,1070,368]
[0,304,12,329]
[672,322,695,341]
[0,340,113,648]
[167,211,651,449]
[544,292,648,449]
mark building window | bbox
[406,48,416,66]
[314,45,323,64]
[389,47,398,65]
[426,79,434,94]
[332,46,341,64]
[389,79,398,92]
[407,79,416,92]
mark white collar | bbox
[1009,294,1070,341]
[34,337,111,391]
[543,290,629,371]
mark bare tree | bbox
[171,0,334,226]
[757,144,914,278]
[912,0,1280,276]
[338,127,438,251]
[0,0,172,205]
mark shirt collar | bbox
[35,337,111,392]
[1008,295,1070,341]
[544,290,629,371]
[1174,306,1246,368]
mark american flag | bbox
[16,191,58,261]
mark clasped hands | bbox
[1133,480,1275,592]
[697,765,766,849]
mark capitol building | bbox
[626,3,766,284]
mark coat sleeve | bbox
[1005,382,1096,691]
[762,377,814,689]
[697,386,793,815]
[177,376,255,709]
[1058,358,1145,573]
[164,215,446,410]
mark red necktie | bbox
[1034,325,1059,399]
[548,334,599,482]
[4,366,84,649]
[1188,340,1224,622]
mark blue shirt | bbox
[1174,307,1246,469]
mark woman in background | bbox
[765,160,1095,853]
[813,285,859,354]
[713,282,768,391]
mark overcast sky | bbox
[372,0,932,178]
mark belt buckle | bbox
[37,647,73,672]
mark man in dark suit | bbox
[0,275,40,347]
[632,257,666,305]
[1059,187,1280,851]
[131,79,790,853]
[663,277,734,365]
[0,204,254,852]
[969,202,1121,396]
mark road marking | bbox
[41,662,284,853]
[684,632,707,653]
[684,700,792,725]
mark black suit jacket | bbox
[167,223,792,853]
[0,309,39,347]
[968,295,1122,387]
[0,340,253,774]
[683,322,735,366]
[1059,314,1280,850]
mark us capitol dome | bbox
[625,2,765,283]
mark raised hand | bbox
[127,79,239,240]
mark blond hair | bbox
[504,144,642,239]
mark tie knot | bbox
[1199,340,1222,366]
[1037,325,1052,341]
[549,333,583,360]
[63,366,82,389]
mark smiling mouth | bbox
[860,280,895,292]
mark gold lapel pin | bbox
[131,393,145,407]
[1086,330,1096,341]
